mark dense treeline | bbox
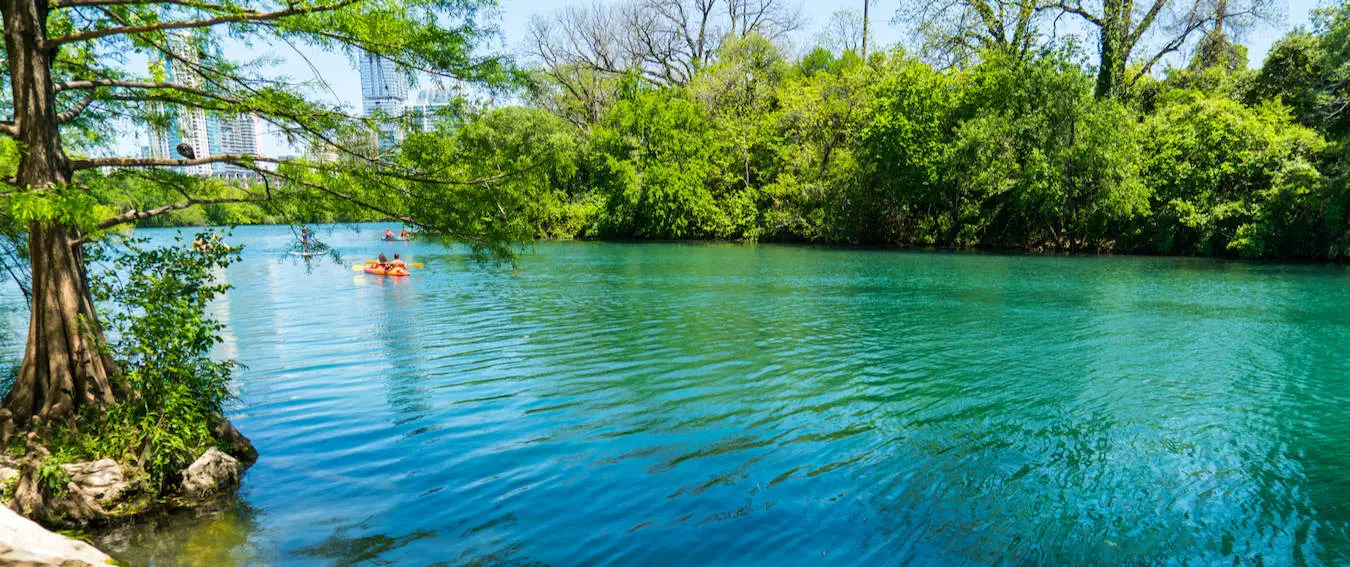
[92,1,1350,260]
[425,1,1349,259]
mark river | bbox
[3,224,1349,566]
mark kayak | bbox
[364,265,410,277]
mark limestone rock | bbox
[60,460,126,505]
[180,449,240,498]
[0,505,114,566]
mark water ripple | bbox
[3,226,1340,566]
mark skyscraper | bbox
[358,51,409,150]
[145,32,264,179]
[156,32,213,176]
[215,113,262,179]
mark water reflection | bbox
[91,496,264,566]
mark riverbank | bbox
[124,219,1350,264]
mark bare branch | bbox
[0,122,15,138]
[1043,1,1101,25]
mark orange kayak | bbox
[364,265,410,277]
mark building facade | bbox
[145,32,263,179]
[358,51,409,150]
[214,113,263,179]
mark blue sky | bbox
[114,0,1329,156]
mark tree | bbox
[526,0,803,90]
[1047,0,1272,98]
[895,0,1044,66]
[818,10,865,54]
[0,0,522,431]
[862,0,871,57]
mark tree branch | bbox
[55,0,239,8]
[46,0,358,47]
[1043,1,1101,25]
[72,153,525,187]
[56,93,98,122]
[0,123,15,138]
[98,195,269,229]
[54,79,239,103]
[71,154,276,170]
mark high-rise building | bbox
[358,51,409,150]
[214,113,262,179]
[144,32,264,179]
[407,83,464,132]
[153,32,214,176]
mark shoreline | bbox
[131,222,1350,265]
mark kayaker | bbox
[384,229,394,240]
[390,253,407,269]
[377,252,389,269]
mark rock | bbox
[210,416,257,467]
[0,505,114,566]
[180,449,240,498]
[0,455,19,484]
[60,460,126,505]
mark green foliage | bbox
[403,106,586,240]
[590,88,731,238]
[1141,92,1329,257]
[8,189,110,232]
[48,232,243,492]
[79,2,1350,262]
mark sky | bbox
[113,0,1328,157]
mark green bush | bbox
[26,232,244,494]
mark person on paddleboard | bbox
[301,227,311,251]
[385,229,394,241]
[400,229,410,240]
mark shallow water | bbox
[4,224,1350,566]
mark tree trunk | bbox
[861,0,870,58]
[1094,0,1130,99]
[0,0,119,429]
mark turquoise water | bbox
[5,224,1350,566]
